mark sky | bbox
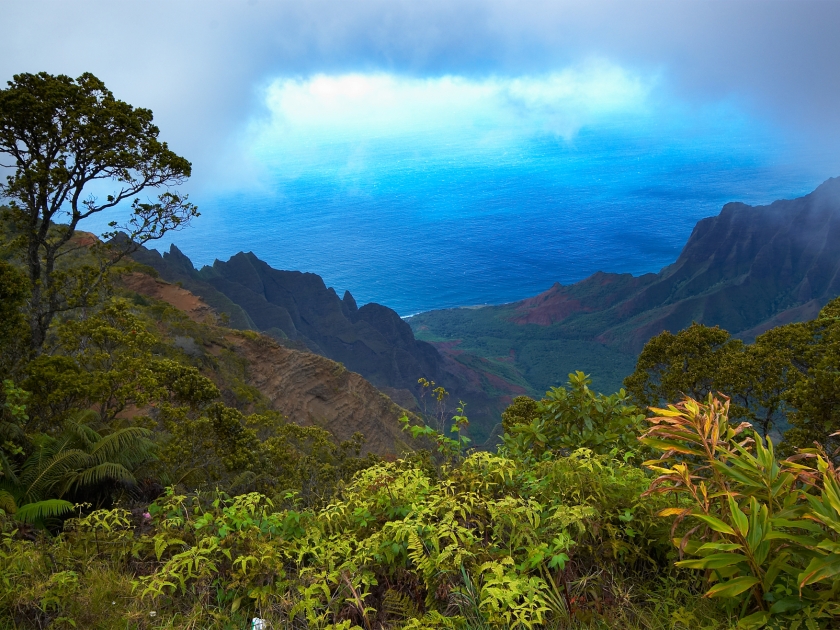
[2,1,840,312]
[2,0,839,191]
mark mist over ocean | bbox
[84,72,839,316]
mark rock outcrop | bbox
[227,334,415,455]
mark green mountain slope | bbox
[410,176,840,399]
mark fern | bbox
[14,499,73,523]
[66,462,137,492]
[88,426,155,465]
[2,411,157,526]
[19,448,90,502]
[381,589,419,622]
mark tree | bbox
[781,297,840,455]
[0,72,198,352]
[624,312,840,447]
[0,261,29,376]
[623,323,741,409]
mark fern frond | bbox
[65,462,136,493]
[64,410,102,450]
[0,450,20,485]
[89,427,155,464]
[228,470,258,491]
[15,499,73,523]
[0,418,26,443]
[382,589,419,621]
[20,448,91,502]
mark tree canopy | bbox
[0,72,198,352]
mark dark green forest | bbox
[2,72,840,629]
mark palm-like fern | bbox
[0,410,156,525]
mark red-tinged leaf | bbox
[658,507,692,517]
[673,537,701,555]
[639,438,704,456]
[697,542,743,553]
[704,576,760,598]
[649,407,685,417]
[799,553,840,588]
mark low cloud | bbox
[248,63,653,174]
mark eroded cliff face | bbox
[226,335,414,455]
[120,270,417,456]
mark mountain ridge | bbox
[505,176,840,349]
[130,176,840,437]
[129,242,505,442]
[410,176,840,405]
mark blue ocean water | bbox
[85,114,838,317]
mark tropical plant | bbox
[502,371,646,462]
[640,394,840,628]
[0,409,155,526]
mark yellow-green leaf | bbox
[705,576,760,598]
[676,553,748,570]
[728,495,749,537]
[692,514,736,536]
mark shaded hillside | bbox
[119,269,417,456]
[129,245,505,442]
[411,177,840,395]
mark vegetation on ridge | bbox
[2,71,840,629]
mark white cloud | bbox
[245,61,654,179]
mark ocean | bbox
[83,104,838,317]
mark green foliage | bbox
[501,372,646,462]
[782,300,840,455]
[24,299,164,428]
[0,260,29,376]
[641,395,840,628]
[625,301,840,452]
[624,324,738,409]
[0,409,155,526]
[400,384,471,466]
[0,414,687,629]
[502,396,541,434]
[0,71,197,352]
[1,380,29,481]
[125,447,662,628]
[408,305,638,402]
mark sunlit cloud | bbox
[243,61,655,179]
